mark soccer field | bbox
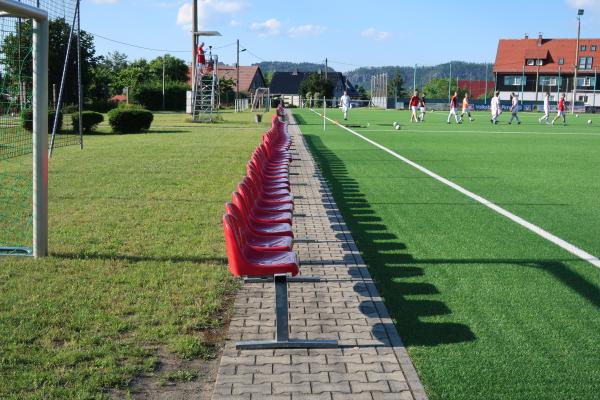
[294,108,600,399]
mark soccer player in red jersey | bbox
[447,91,461,124]
[552,93,567,125]
[409,90,420,122]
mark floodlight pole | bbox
[448,62,452,102]
[484,63,488,103]
[572,9,583,114]
[413,64,416,92]
[593,68,597,109]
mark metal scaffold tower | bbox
[192,46,219,122]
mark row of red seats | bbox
[222,113,337,350]
[223,114,298,278]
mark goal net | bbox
[0,0,79,257]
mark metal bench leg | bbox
[236,274,338,350]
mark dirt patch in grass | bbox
[111,303,233,399]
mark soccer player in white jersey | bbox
[539,92,550,124]
[490,91,501,124]
[508,92,521,125]
[340,91,350,120]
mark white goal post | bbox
[0,0,49,257]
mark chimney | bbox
[537,33,543,47]
[524,33,529,39]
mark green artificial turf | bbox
[0,111,268,398]
[295,108,600,400]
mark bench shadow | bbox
[302,130,600,349]
[303,132,476,347]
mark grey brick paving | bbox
[211,113,427,400]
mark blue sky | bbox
[82,0,600,71]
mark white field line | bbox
[309,109,600,269]
[364,129,600,136]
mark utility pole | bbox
[325,58,328,80]
[191,0,198,89]
[236,39,240,108]
[162,54,166,110]
[572,9,584,114]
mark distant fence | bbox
[395,98,592,113]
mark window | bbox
[504,75,525,86]
[539,76,559,86]
[579,57,593,69]
[537,59,544,66]
[580,45,587,51]
[549,95,556,102]
[527,59,535,66]
[577,77,596,87]
[578,95,588,102]
[592,45,597,51]
[558,58,564,65]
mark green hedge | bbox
[107,108,153,134]
[133,83,188,111]
[72,111,104,133]
[21,110,63,132]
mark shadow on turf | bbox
[304,133,476,347]
[304,132,600,348]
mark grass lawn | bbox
[0,110,269,398]
[294,108,600,400]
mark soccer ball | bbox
[393,121,397,126]
[395,125,401,130]
[588,120,593,124]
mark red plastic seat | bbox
[238,181,293,213]
[230,191,293,237]
[232,190,292,225]
[225,202,293,251]
[223,214,298,277]
[243,176,294,205]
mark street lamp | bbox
[236,39,246,110]
[572,8,584,114]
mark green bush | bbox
[21,109,63,132]
[62,104,80,114]
[85,100,118,113]
[72,111,104,133]
[107,108,153,134]
[133,83,188,111]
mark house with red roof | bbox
[187,64,265,95]
[494,34,599,107]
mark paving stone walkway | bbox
[211,112,427,400]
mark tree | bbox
[148,54,189,83]
[355,85,369,100]
[263,71,273,86]
[389,71,406,98]
[423,77,467,99]
[219,77,236,105]
[0,18,98,106]
[298,73,333,99]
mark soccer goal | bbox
[0,0,48,257]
